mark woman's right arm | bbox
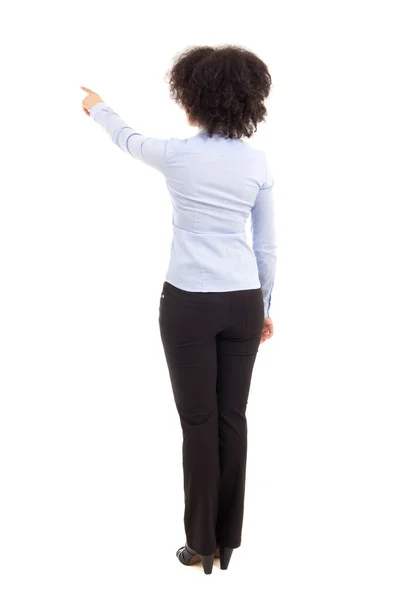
[251,154,277,319]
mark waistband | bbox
[163,280,262,299]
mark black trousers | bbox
[158,281,264,556]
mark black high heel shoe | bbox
[176,544,218,574]
[219,546,234,570]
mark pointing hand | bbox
[81,86,104,116]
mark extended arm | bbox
[251,159,277,319]
[89,102,169,174]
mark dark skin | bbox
[81,86,274,343]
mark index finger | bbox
[81,86,94,93]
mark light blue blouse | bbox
[89,102,277,318]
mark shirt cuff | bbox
[89,102,108,117]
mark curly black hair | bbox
[164,44,272,139]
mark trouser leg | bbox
[215,293,264,548]
[159,287,220,555]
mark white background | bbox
[1,1,399,598]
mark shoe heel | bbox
[199,553,214,574]
[220,546,234,570]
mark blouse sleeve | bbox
[250,153,277,318]
[89,102,169,175]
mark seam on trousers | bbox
[243,298,247,337]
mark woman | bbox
[81,44,276,575]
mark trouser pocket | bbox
[243,290,265,339]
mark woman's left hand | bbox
[81,86,104,116]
